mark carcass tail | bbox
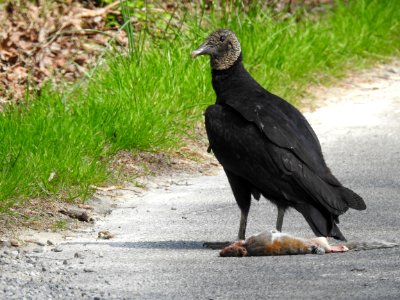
[340,187,366,210]
[345,240,398,251]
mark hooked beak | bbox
[191,43,210,59]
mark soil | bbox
[305,60,400,111]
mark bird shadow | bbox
[66,240,224,250]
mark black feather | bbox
[340,187,367,210]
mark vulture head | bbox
[191,29,241,70]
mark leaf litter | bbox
[0,0,127,107]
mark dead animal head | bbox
[219,240,248,257]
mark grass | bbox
[1,0,399,212]
[52,220,68,231]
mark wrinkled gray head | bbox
[191,29,241,70]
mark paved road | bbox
[1,66,400,299]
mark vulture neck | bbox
[211,53,261,105]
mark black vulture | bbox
[191,29,366,242]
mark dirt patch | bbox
[301,60,400,112]
[109,129,219,183]
[0,197,88,243]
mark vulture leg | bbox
[224,169,252,240]
[203,211,249,249]
[203,170,251,249]
[238,210,248,240]
[276,207,285,232]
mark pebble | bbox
[26,258,35,264]
[10,250,19,258]
[97,230,114,240]
[52,246,63,252]
[47,240,54,246]
[10,239,20,247]
[63,260,68,265]
[74,252,84,258]
[83,268,95,273]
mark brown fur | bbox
[220,230,398,257]
[220,230,347,257]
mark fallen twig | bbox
[78,1,121,18]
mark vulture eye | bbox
[220,35,226,42]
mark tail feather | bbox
[296,203,346,241]
[340,187,366,210]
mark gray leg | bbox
[276,207,285,232]
[224,170,251,240]
[204,170,251,249]
[203,205,249,249]
[238,210,249,240]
